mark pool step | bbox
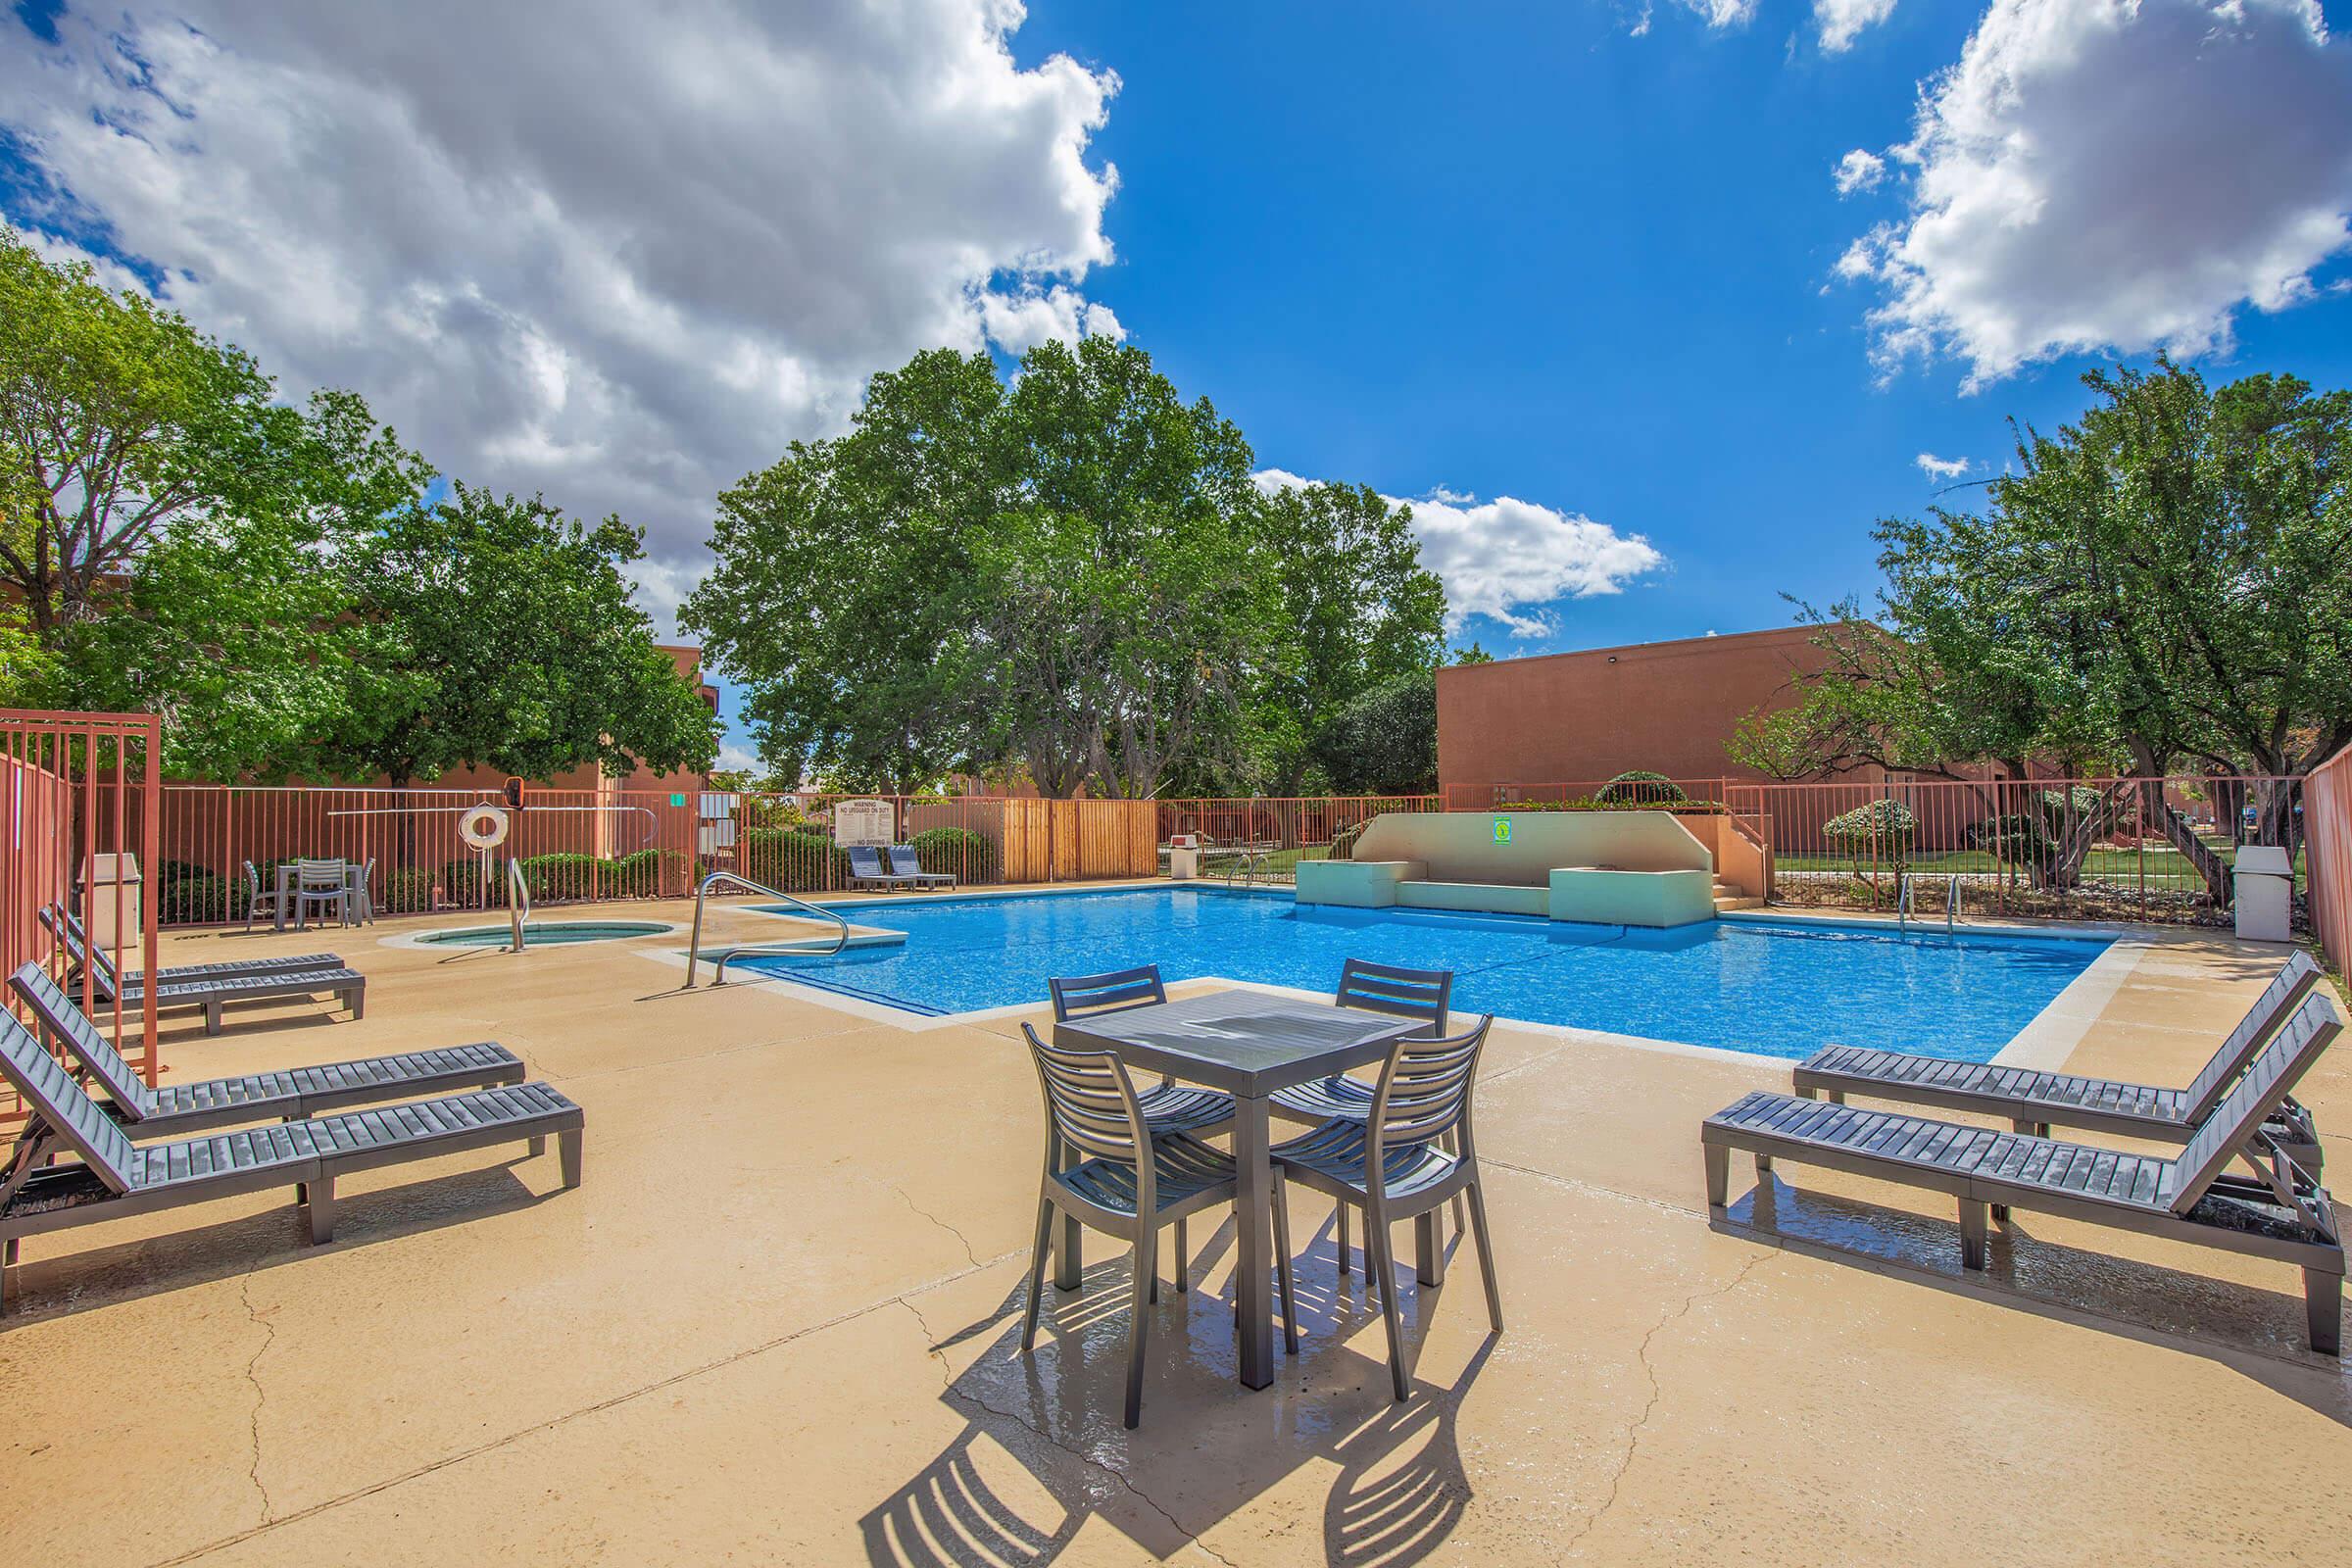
[1712,878,1764,913]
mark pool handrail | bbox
[685,870,852,986]
[507,857,531,953]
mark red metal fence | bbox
[2,710,161,1125]
[2306,745,2351,971]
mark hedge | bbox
[1593,769,1687,806]
[738,827,851,891]
[1822,799,1916,857]
[910,825,997,883]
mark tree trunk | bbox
[2140,778,2230,905]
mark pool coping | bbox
[631,883,2161,1067]
[379,918,682,952]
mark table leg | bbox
[1052,1135,1082,1293]
[275,872,291,933]
[1235,1094,1274,1390]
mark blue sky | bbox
[5,0,2351,765]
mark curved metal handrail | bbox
[1895,870,1914,927]
[1224,847,1271,888]
[686,869,852,987]
[507,856,531,953]
[1945,871,1961,932]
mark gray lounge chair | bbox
[1791,952,2324,1163]
[1703,992,2345,1354]
[887,844,956,890]
[42,904,363,1036]
[11,962,523,1138]
[846,846,913,892]
[0,1009,582,1310]
[43,904,341,992]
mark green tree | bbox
[1314,669,1439,794]
[332,484,718,787]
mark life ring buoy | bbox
[458,804,511,850]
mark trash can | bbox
[77,852,145,955]
[1168,834,1200,880]
[2231,846,2293,943]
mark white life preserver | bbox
[458,804,511,850]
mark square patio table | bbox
[274,861,367,932]
[1053,990,1425,1391]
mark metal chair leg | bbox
[1174,1215,1189,1293]
[1338,1200,1350,1279]
[1465,1178,1503,1332]
[1123,1232,1153,1429]
[1020,1198,1054,1352]
[1272,1171,1299,1354]
[1368,1214,1409,1401]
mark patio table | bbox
[1053,990,1424,1391]
[273,861,368,932]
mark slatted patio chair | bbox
[40,905,365,1036]
[244,860,283,933]
[887,845,956,890]
[43,905,341,995]
[292,858,352,929]
[1049,966,1234,1137]
[1272,1014,1503,1400]
[1270,959,1457,1270]
[1018,1021,1287,1428]
[0,1009,583,1311]
[1791,951,2325,1169]
[1703,992,2346,1355]
[845,846,913,892]
[11,963,525,1139]
[352,857,379,925]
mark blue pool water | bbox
[739,889,2109,1061]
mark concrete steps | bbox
[1712,879,1764,913]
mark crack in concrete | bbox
[236,1276,278,1526]
[1559,1253,1769,1557]
[893,1183,984,1269]
[893,1298,1237,1567]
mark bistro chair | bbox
[1272,1014,1501,1400]
[292,859,351,930]
[1018,1022,1295,1428]
[1271,959,1457,1269]
[351,857,378,925]
[1050,967,1234,1137]
[243,860,283,934]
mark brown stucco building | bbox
[1437,625,1833,798]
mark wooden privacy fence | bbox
[1,710,161,1126]
[2306,744,2352,971]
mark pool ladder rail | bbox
[507,857,531,953]
[1896,871,1961,933]
[685,869,853,987]
[1225,846,1273,889]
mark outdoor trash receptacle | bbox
[77,852,144,954]
[2231,845,2293,943]
[1168,834,1200,880]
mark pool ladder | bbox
[1896,871,1961,932]
[685,869,853,987]
[1225,848,1272,889]
[506,857,531,953]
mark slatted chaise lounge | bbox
[39,904,365,1036]
[1703,993,2345,1355]
[0,1010,582,1310]
[846,846,914,892]
[887,845,956,890]
[11,963,524,1138]
[43,904,342,990]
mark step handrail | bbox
[686,869,853,986]
[506,856,531,953]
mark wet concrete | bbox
[0,901,2344,1565]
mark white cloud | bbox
[1676,0,1761,26]
[1915,452,1971,479]
[1838,0,2352,386]
[1254,469,1666,638]
[1833,149,1887,196]
[0,0,1120,582]
[1816,0,1897,52]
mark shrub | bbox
[1594,769,1687,806]
[157,866,246,925]
[611,847,692,897]
[517,853,610,901]
[1969,811,2047,864]
[911,825,998,883]
[440,855,510,906]
[739,827,851,891]
[1822,799,1915,858]
[382,866,440,914]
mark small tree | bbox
[1594,770,1687,806]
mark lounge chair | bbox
[43,904,341,992]
[1702,992,2345,1354]
[887,844,956,890]
[1791,952,2324,1162]
[846,846,913,892]
[0,1009,583,1310]
[11,962,524,1138]
[41,904,364,1036]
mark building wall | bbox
[1436,626,1835,794]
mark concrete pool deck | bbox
[1,897,2345,1565]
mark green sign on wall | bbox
[1494,818,1512,844]
[670,793,687,808]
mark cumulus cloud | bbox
[1833,149,1887,196]
[1254,470,1665,638]
[1915,452,1971,480]
[1837,0,2352,386]
[0,1,1122,626]
[1816,0,1897,52]
[1676,0,1761,26]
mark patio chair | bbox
[1791,951,2326,1168]
[0,1007,583,1311]
[11,962,524,1138]
[1272,1014,1503,1400]
[244,860,282,933]
[292,858,352,929]
[1050,966,1234,1136]
[1270,959,1457,1271]
[43,905,341,996]
[1017,1021,1291,1428]
[845,846,912,892]
[1702,992,2346,1355]
[887,844,956,891]
[351,856,378,925]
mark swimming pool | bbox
[737,889,2109,1061]
[417,919,673,947]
